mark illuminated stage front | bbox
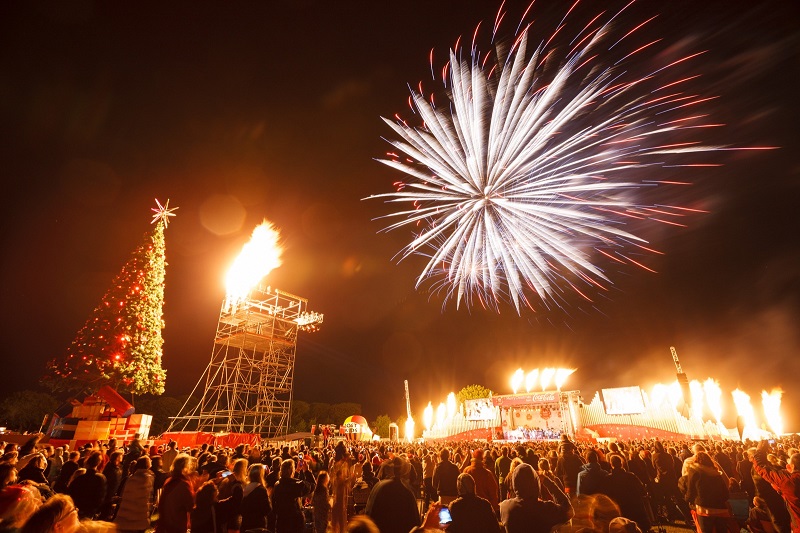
[422,387,751,442]
[494,391,570,441]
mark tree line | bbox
[0,390,411,440]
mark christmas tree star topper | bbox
[151,198,178,228]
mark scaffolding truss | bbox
[168,286,322,438]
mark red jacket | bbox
[464,460,500,514]
[753,448,800,533]
[156,475,195,533]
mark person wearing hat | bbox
[500,463,573,533]
[555,439,584,494]
[0,485,41,531]
[463,449,500,516]
[448,473,502,533]
[364,456,420,533]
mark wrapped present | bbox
[74,420,111,441]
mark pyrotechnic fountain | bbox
[167,221,322,439]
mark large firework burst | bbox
[371,1,729,313]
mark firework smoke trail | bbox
[370,1,733,313]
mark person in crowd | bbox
[18,453,48,485]
[162,441,179,474]
[114,455,154,533]
[271,458,314,533]
[217,457,247,532]
[653,441,692,524]
[122,434,146,476]
[495,446,513,501]
[100,450,123,520]
[748,496,777,533]
[346,514,380,533]
[0,463,17,490]
[47,447,64,488]
[68,450,107,520]
[681,443,708,477]
[19,493,77,533]
[422,449,438,511]
[364,456,420,533]
[156,454,196,533]
[432,448,460,505]
[500,462,573,533]
[352,462,377,516]
[603,454,651,533]
[265,456,282,492]
[463,449,500,516]
[312,470,332,533]
[447,473,502,533]
[106,439,119,459]
[240,463,271,533]
[538,457,565,496]
[748,447,792,533]
[738,449,756,502]
[577,449,610,496]
[626,449,652,493]
[606,443,628,471]
[54,452,80,494]
[190,480,242,533]
[684,451,731,533]
[752,440,800,533]
[714,445,736,479]
[218,457,247,499]
[151,455,169,501]
[556,438,585,494]
[409,451,423,500]
[67,468,86,490]
[501,458,524,500]
[583,493,623,533]
[330,442,354,533]
[608,516,643,533]
[0,485,42,532]
[17,435,43,462]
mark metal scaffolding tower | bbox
[168,286,322,438]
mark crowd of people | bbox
[0,431,798,533]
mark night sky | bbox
[2,1,799,432]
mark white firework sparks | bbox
[370,2,726,313]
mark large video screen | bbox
[601,386,645,415]
[465,398,497,421]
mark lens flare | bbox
[225,221,283,303]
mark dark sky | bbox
[2,1,799,432]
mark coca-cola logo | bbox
[529,392,558,402]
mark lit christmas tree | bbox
[44,200,177,396]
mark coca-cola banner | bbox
[491,391,559,407]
